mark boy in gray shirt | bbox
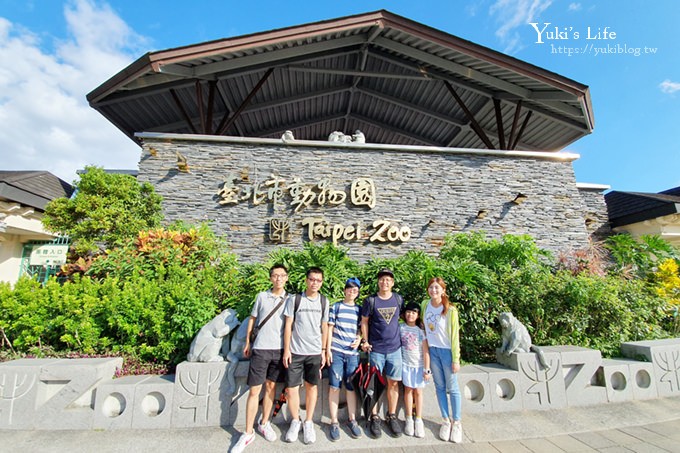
[282,267,329,445]
[232,264,289,453]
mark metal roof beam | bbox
[511,111,533,150]
[374,37,531,98]
[158,35,369,78]
[246,85,353,113]
[169,88,198,134]
[254,112,347,138]
[145,85,353,133]
[357,86,465,127]
[97,50,359,107]
[493,98,506,150]
[351,113,440,146]
[343,25,384,132]
[216,67,274,135]
[374,38,585,120]
[368,49,492,96]
[287,66,433,81]
[367,48,587,133]
[444,81,495,149]
[497,93,583,118]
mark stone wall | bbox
[577,184,612,241]
[137,133,589,262]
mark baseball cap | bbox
[404,302,421,314]
[376,268,394,279]
[345,277,361,288]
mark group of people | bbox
[232,265,462,453]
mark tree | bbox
[42,166,163,255]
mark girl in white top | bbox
[399,302,431,438]
[422,277,463,443]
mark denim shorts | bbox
[328,350,359,390]
[369,349,402,381]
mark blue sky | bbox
[1,0,678,193]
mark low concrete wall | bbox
[1,339,678,430]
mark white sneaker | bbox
[231,431,255,453]
[257,421,277,442]
[404,417,414,436]
[451,420,463,443]
[303,420,316,444]
[414,418,425,438]
[285,418,301,443]
[439,419,451,441]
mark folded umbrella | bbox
[271,390,287,418]
[361,364,387,420]
[350,359,371,420]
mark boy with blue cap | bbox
[325,277,363,441]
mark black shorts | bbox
[286,353,322,387]
[247,349,286,386]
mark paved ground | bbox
[1,396,679,452]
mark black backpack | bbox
[294,293,328,328]
[363,293,404,327]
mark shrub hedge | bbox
[1,230,676,367]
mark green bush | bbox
[1,232,676,370]
[42,166,163,255]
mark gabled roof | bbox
[0,171,73,211]
[88,10,594,152]
[605,188,680,228]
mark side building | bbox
[0,171,73,284]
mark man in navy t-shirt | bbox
[360,268,404,439]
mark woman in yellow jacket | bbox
[420,277,463,443]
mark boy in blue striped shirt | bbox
[325,277,363,441]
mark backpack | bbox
[331,299,362,330]
[294,293,328,328]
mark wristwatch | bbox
[424,368,432,375]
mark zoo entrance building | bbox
[88,10,607,262]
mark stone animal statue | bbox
[224,320,249,395]
[352,130,365,143]
[328,131,353,143]
[499,312,550,370]
[186,309,240,362]
[281,130,295,143]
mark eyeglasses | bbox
[307,278,323,283]
[271,274,288,280]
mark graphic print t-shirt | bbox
[361,293,402,354]
[400,324,425,367]
[283,293,329,356]
[424,302,449,349]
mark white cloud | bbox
[659,79,680,94]
[0,0,147,184]
[568,3,582,12]
[489,0,552,53]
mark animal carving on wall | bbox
[224,320,249,395]
[499,312,551,370]
[186,309,240,362]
